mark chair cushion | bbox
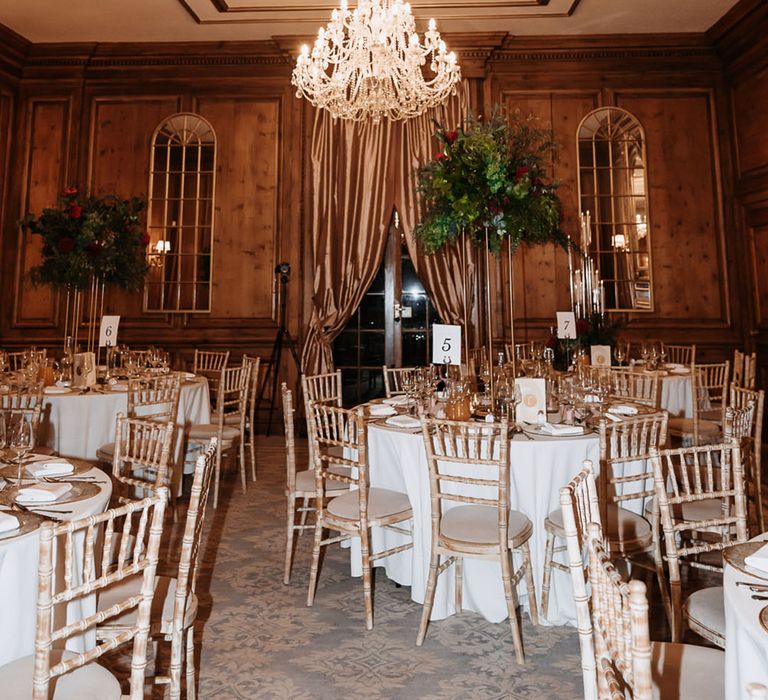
[224,412,243,426]
[441,504,532,546]
[0,650,121,700]
[326,488,411,523]
[668,417,721,436]
[96,442,115,462]
[97,574,196,634]
[188,423,240,441]
[683,586,724,642]
[548,503,651,551]
[650,641,724,700]
[295,470,348,494]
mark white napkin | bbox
[26,460,74,478]
[43,386,70,395]
[604,412,622,422]
[669,367,690,375]
[385,415,421,429]
[383,396,411,406]
[609,404,639,416]
[0,512,19,533]
[369,404,396,417]
[17,482,73,503]
[184,372,196,380]
[539,422,584,436]
[664,363,684,370]
[109,382,128,391]
[745,544,768,573]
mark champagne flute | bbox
[11,417,33,484]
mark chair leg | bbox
[521,542,539,626]
[501,550,526,664]
[455,557,463,613]
[360,526,374,630]
[416,548,441,646]
[298,496,310,534]
[239,436,247,495]
[185,626,197,700]
[540,529,556,621]
[306,516,324,607]
[212,443,223,509]
[249,427,257,482]
[284,494,297,585]
[168,625,183,700]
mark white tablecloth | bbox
[660,373,694,417]
[724,534,768,699]
[0,464,112,665]
[352,424,600,626]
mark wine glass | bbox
[640,342,650,368]
[615,342,626,367]
[10,416,33,484]
[659,343,668,367]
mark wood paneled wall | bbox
[0,20,762,370]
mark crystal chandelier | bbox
[292,0,461,123]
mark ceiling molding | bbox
[0,23,31,81]
[708,0,768,77]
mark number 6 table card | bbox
[432,324,462,366]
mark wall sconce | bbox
[612,233,628,250]
[149,239,171,267]
[636,213,647,239]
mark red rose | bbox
[435,152,446,161]
[62,186,78,197]
[515,166,529,181]
[445,130,458,145]
[69,204,82,219]
[575,319,590,336]
[57,236,75,253]
[502,195,510,205]
[86,241,103,256]
[140,232,150,247]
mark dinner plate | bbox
[723,541,768,581]
[0,480,101,508]
[521,424,590,440]
[0,510,42,541]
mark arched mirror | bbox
[577,107,653,311]
[144,112,216,313]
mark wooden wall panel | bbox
[87,96,181,325]
[15,98,71,327]
[0,91,12,275]
[732,66,768,177]
[616,91,726,324]
[750,222,768,329]
[194,97,280,321]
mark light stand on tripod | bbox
[259,262,301,436]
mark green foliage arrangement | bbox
[20,187,149,291]
[414,108,566,254]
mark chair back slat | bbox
[302,370,343,407]
[382,365,416,398]
[609,369,659,407]
[193,349,229,374]
[664,343,695,365]
[1,386,44,436]
[306,401,365,493]
[127,373,181,422]
[112,414,176,497]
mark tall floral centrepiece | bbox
[414,109,565,253]
[22,187,149,291]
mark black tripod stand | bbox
[260,262,301,436]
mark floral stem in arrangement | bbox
[507,238,516,379]
[484,226,495,412]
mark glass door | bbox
[333,210,441,405]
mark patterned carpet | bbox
[189,435,585,700]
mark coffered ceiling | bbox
[0,0,740,44]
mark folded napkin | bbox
[669,367,690,375]
[109,382,128,391]
[369,404,396,417]
[16,482,73,504]
[664,363,684,370]
[745,543,768,574]
[604,412,622,423]
[26,460,74,478]
[383,396,411,406]
[184,372,196,380]
[43,386,71,395]
[385,415,421,429]
[609,404,639,416]
[539,422,584,436]
[0,512,19,533]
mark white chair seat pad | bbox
[650,641,724,700]
[295,470,348,494]
[188,423,240,441]
[326,488,411,523]
[0,650,121,700]
[683,586,724,639]
[97,574,197,633]
[548,503,651,549]
[224,412,243,426]
[668,417,721,436]
[441,505,532,547]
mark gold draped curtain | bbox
[301,84,472,375]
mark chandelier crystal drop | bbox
[292,0,461,124]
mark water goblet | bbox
[10,416,33,484]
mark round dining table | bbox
[348,415,601,626]
[724,534,768,698]
[0,458,112,666]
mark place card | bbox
[556,311,577,339]
[72,352,97,388]
[590,345,611,367]
[514,377,546,424]
[432,324,461,365]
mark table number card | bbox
[99,315,120,348]
[432,324,462,366]
[514,377,546,424]
[590,345,611,367]
[556,311,577,340]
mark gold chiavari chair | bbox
[281,384,349,584]
[301,370,343,407]
[731,383,765,530]
[382,365,416,398]
[97,440,217,700]
[664,343,696,365]
[0,489,168,699]
[241,354,262,482]
[668,361,730,446]
[651,440,748,648]
[187,364,250,508]
[733,349,757,390]
[306,401,413,629]
[5,348,47,372]
[192,349,229,375]
[557,461,600,700]
[1,385,46,451]
[417,415,538,663]
[586,521,724,700]
[608,367,660,408]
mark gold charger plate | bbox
[723,541,768,581]
[0,480,101,508]
[0,510,42,541]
